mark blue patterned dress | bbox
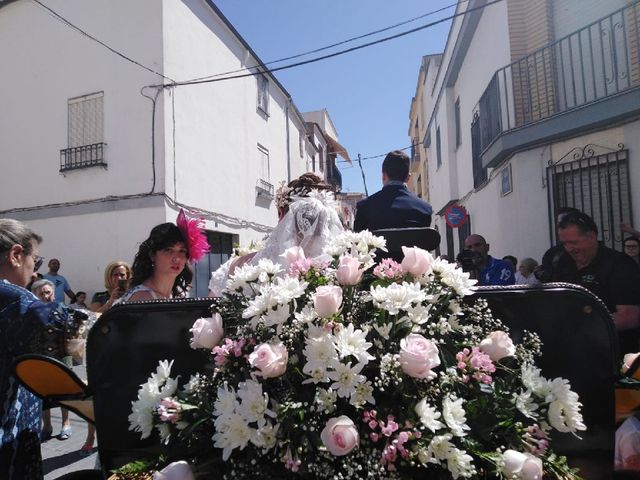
[0,280,71,480]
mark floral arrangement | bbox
[128,231,585,479]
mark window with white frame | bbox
[60,91,106,171]
[68,92,104,147]
[258,144,270,180]
[256,74,269,115]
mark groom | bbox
[353,150,432,232]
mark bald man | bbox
[464,234,515,286]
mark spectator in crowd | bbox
[42,258,75,304]
[31,282,72,442]
[121,210,209,302]
[463,234,515,286]
[623,236,640,266]
[90,261,132,313]
[535,207,584,282]
[68,291,89,310]
[354,150,432,232]
[502,255,518,271]
[551,211,640,353]
[515,258,541,286]
[0,218,75,479]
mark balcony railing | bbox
[476,2,639,155]
[255,178,274,198]
[60,143,107,172]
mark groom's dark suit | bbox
[353,182,432,232]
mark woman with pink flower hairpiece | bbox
[120,210,210,302]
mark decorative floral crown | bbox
[275,182,312,210]
[176,209,210,263]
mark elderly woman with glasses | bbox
[0,218,76,479]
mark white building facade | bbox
[414,0,640,263]
[0,0,341,297]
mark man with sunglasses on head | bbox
[42,258,75,305]
[550,211,640,354]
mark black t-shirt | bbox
[548,244,640,353]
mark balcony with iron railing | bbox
[473,2,640,175]
[255,178,275,199]
[59,143,107,172]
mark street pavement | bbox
[41,364,101,480]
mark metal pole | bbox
[357,153,369,197]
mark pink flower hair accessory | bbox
[176,209,210,263]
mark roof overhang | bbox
[325,136,351,164]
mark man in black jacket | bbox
[353,151,432,232]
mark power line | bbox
[32,0,175,82]
[337,143,420,164]
[158,0,505,88]
[186,0,465,84]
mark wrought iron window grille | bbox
[256,178,275,199]
[59,142,107,172]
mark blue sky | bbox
[214,0,453,194]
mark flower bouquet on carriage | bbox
[125,231,586,480]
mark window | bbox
[454,98,461,147]
[258,144,270,180]
[256,74,269,114]
[436,127,442,169]
[60,91,106,171]
[191,231,234,297]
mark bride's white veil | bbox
[250,190,344,264]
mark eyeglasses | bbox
[32,255,44,272]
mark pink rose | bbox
[479,331,516,362]
[400,247,434,276]
[313,285,343,317]
[281,246,306,268]
[153,461,195,480]
[248,342,288,378]
[336,256,364,286]
[399,334,440,380]
[189,314,223,350]
[501,450,543,480]
[320,416,359,456]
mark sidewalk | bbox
[40,365,101,479]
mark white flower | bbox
[513,390,539,419]
[349,380,375,407]
[328,361,365,398]
[315,387,338,413]
[228,264,261,290]
[373,322,393,340]
[333,323,374,365]
[213,384,238,427]
[447,446,476,479]
[212,413,253,461]
[183,374,201,394]
[424,433,454,463]
[442,395,470,437]
[370,282,426,315]
[521,364,551,399]
[403,304,433,325]
[271,276,308,304]
[302,361,331,385]
[251,422,279,451]
[415,398,445,432]
[236,380,275,428]
[304,334,339,366]
[262,304,290,328]
[502,450,543,479]
[546,377,585,432]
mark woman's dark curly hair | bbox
[130,223,193,297]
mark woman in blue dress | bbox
[0,218,74,480]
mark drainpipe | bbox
[285,98,292,182]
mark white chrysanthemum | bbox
[213,384,238,426]
[236,380,275,428]
[255,258,283,282]
[272,276,308,304]
[373,322,393,340]
[521,364,551,398]
[415,398,445,432]
[295,305,318,325]
[442,395,470,437]
[333,323,374,365]
[424,433,454,463]
[315,387,338,412]
[547,377,586,432]
[446,446,476,479]
[251,422,279,450]
[262,304,290,328]
[403,304,433,325]
[302,361,331,385]
[183,373,201,394]
[157,423,171,444]
[304,334,338,365]
[370,282,426,315]
[128,360,178,439]
[228,264,261,290]
[328,361,365,398]
[439,267,476,296]
[349,380,375,407]
[514,390,539,419]
[213,413,253,461]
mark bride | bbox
[209,173,344,296]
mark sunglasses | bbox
[33,255,44,272]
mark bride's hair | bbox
[130,223,193,297]
[276,173,333,214]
